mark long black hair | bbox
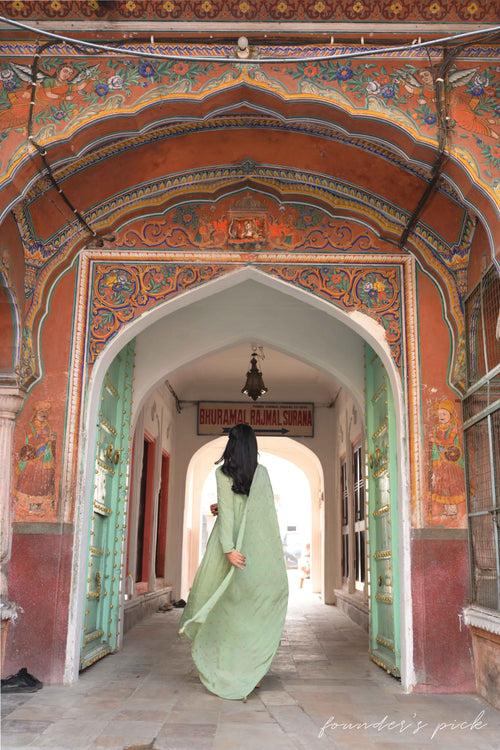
[216,423,258,495]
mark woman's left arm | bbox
[216,469,235,554]
[216,469,246,569]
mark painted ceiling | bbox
[0,42,497,238]
[0,29,497,400]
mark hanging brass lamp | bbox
[241,351,268,401]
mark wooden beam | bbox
[0,20,494,35]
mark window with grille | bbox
[341,460,349,580]
[353,444,366,588]
[464,264,500,611]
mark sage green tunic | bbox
[178,463,289,700]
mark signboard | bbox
[197,402,314,437]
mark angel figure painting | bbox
[401,64,498,139]
[0,60,95,130]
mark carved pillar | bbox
[0,386,25,606]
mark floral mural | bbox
[266,264,403,367]
[0,44,497,199]
[118,195,392,253]
[90,263,232,361]
[89,260,403,370]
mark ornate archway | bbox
[64,264,414,688]
[18,172,467,392]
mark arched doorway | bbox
[65,267,413,689]
[182,436,324,601]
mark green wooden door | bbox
[365,343,401,678]
[80,341,135,670]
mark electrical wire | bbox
[399,45,462,249]
[165,380,183,413]
[1,15,499,63]
[25,38,99,239]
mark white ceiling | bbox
[167,342,341,403]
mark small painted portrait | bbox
[36,62,95,104]
[428,398,466,526]
[402,67,435,105]
[228,216,266,244]
[15,400,56,518]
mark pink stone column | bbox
[0,387,25,618]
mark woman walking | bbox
[179,423,289,700]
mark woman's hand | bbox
[225,549,246,569]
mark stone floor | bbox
[2,581,499,750]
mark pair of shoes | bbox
[173,599,186,608]
[1,667,43,693]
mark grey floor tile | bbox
[1,719,53,734]
[0,734,42,749]
[5,588,498,750]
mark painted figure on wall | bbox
[401,67,435,106]
[448,68,498,140]
[0,64,30,130]
[229,216,266,244]
[428,397,466,527]
[0,61,93,131]
[15,400,56,519]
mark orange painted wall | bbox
[411,266,473,693]
[1,213,24,372]
[1,212,25,310]
[467,220,492,294]
[0,286,15,371]
[417,267,466,529]
[12,267,76,523]
[6,268,76,682]
[26,129,463,245]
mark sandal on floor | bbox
[1,667,43,693]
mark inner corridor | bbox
[2,586,499,750]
